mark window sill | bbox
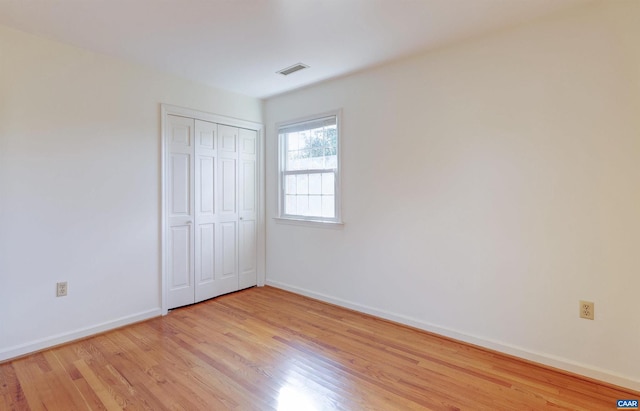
[273,217,344,229]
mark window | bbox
[278,111,341,224]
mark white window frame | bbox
[277,109,342,226]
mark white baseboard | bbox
[267,280,640,393]
[0,308,161,362]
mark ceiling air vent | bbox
[277,63,309,76]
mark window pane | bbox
[309,174,321,195]
[309,195,321,216]
[322,195,335,218]
[285,195,297,215]
[287,133,299,151]
[291,150,312,171]
[302,148,312,159]
[286,174,297,195]
[286,151,299,170]
[297,196,309,216]
[293,133,307,151]
[296,174,308,195]
[311,156,324,169]
[283,121,336,173]
[325,153,337,169]
[310,145,323,158]
[297,131,310,151]
[324,126,337,149]
[313,128,325,147]
[322,173,335,195]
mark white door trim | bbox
[160,104,265,315]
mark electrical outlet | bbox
[579,300,594,320]
[56,282,68,297]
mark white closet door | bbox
[166,115,195,309]
[238,128,258,289]
[213,124,239,296]
[165,112,259,310]
[194,120,217,303]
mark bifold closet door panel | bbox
[213,124,239,296]
[166,115,196,309]
[194,120,218,303]
[238,128,258,289]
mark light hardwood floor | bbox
[1,286,637,410]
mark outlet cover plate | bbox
[579,300,594,320]
[56,282,68,297]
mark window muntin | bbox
[279,113,340,222]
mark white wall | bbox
[265,1,640,390]
[0,25,262,359]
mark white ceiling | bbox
[0,0,591,99]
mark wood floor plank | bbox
[1,286,638,410]
[0,363,30,411]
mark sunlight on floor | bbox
[277,385,320,411]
